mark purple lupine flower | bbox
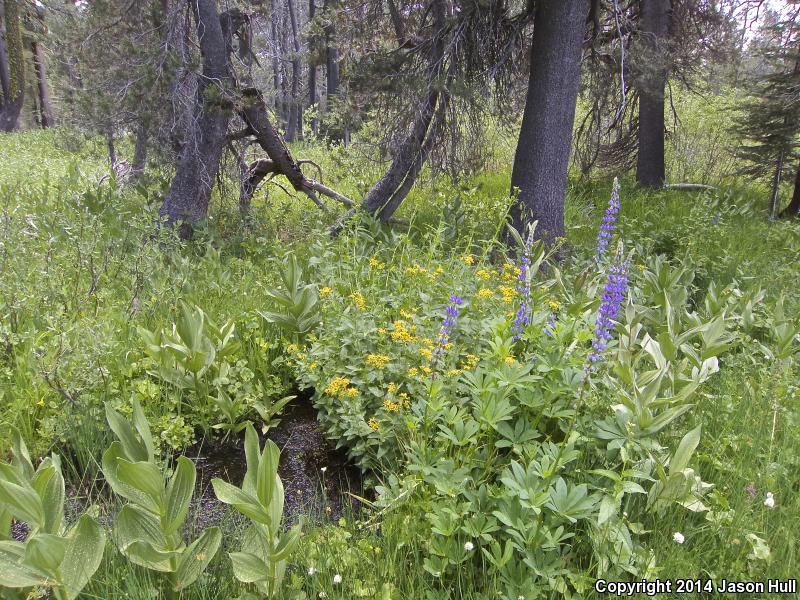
[511,229,534,341]
[588,250,629,363]
[595,178,621,262]
[544,312,557,337]
[432,295,463,365]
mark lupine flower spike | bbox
[431,295,463,367]
[511,226,535,341]
[596,178,621,263]
[588,247,629,363]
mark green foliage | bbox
[102,399,221,596]
[259,253,321,338]
[212,425,301,598]
[0,430,105,600]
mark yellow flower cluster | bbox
[502,263,521,282]
[420,348,433,361]
[462,354,480,370]
[391,320,416,343]
[324,377,358,397]
[320,287,332,297]
[387,382,398,394]
[498,285,517,303]
[349,292,365,309]
[400,309,415,320]
[286,343,299,354]
[477,288,495,300]
[369,258,385,270]
[405,264,428,275]
[475,268,493,281]
[366,354,390,369]
[399,392,410,408]
[462,255,475,265]
[548,300,562,311]
[504,356,517,366]
[383,399,401,412]
[447,369,462,378]
[368,417,380,430]
[377,327,387,335]
[407,367,418,377]
[420,365,432,375]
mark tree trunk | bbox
[132,119,148,177]
[768,149,784,221]
[270,10,284,125]
[778,158,800,219]
[31,41,54,128]
[509,0,589,245]
[361,0,448,221]
[635,0,671,188]
[309,0,318,134]
[0,0,25,132]
[158,3,242,239]
[286,0,302,142]
[324,0,339,97]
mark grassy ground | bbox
[0,129,798,599]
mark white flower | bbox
[673,532,685,545]
[320,467,327,474]
[464,541,475,552]
[318,594,327,599]
[308,566,316,576]
[333,574,342,584]
[518,596,525,600]
[764,492,775,508]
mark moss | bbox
[3,0,25,102]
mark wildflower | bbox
[498,285,517,303]
[475,268,492,281]
[420,365,432,374]
[308,566,317,576]
[324,377,351,396]
[333,574,342,584]
[369,257,384,269]
[320,467,327,474]
[319,593,327,598]
[349,292,365,309]
[544,312,557,337]
[548,300,561,312]
[673,532,685,545]
[464,541,474,551]
[745,483,757,500]
[421,338,434,347]
[511,226,535,340]
[636,263,645,272]
[431,295,463,367]
[462,255,474,265]
[309,362,318,370]
[504,356,516,366]
[407,367,419,377]
[320,287,332,297]
[391,320,416,343]
[399,392,410,408]
[588,249,629,363]
[447,369,462,377]
[368,417,380,430]
[383,399,401,412]
[596,178,621,262]
[286,343,299,354]
[366,354,390,369]
[420,348,433,361]
[388,382,398,394]
[462,354,480,370]
[344,387,359,397]
[477,288,495,300]
[400,309,415,320]
[377,327,387,335]
[764,492,775,509]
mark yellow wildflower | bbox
[368,417,380,430]
[388,382,398,394]
[477,288,495,299]
[407,367,419,377]
[286,343,299,354]
[505,356,517,366]
[420,365,432,375]
[400,309,414,320]
[309,362,318,370]
[366,354,390,369]
[637,264,646,272]
[548,300,561,312]
[383,399,401,412]
[345,387,359,397]
[36,399,45,407]
[399,392,410,408]
[377,327,387,335]
[475,269,492,281]
[297,353,307,361]
[420,348,433,361]
[421,338,434,347]
[462,354,480,370]
[462,255,475,266]
[447,369,462,378]
[320,287,332,297]
[369,258,385,270]
[391,320,416,343]
[498,285,517,303]
[324,377,351,396]
[349,292,366,310]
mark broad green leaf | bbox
[670,425,702,477]
[115,504,167,552]
[0,541,50,587]
[211,479,271,525]
[131,398,155,462]
[164,457,195,535]
[101,443,160,513]
[243,425,260,494]
[123,539,179,572]
[270,524,300,562]
[105,403,148,462]
[230,551,270,584]
[116,460,164,510]
[60,515,106,600]
[173,527,222,590]
[0,478,44,529]
[24,533,65,574]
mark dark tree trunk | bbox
[779,159,800,219]
[386,0,405,42]
[509,0,589,245]
[635,0,671,188]
[270,10,284,124]
[158,2,243,239]
[132,119,148,177]
[323,0,339,97]
[285,0,302,142]
[31,41,54,128]
[361,0,448,221]
[0,0,25,132]
[309,0,318,134]
[0,5,9,103]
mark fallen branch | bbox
[665,183,718,192]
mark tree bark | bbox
[0,0,25,132]
[360,0,448,221]
[286,0,302,142]
[324,0,339,98]
[270,10,285,125]
[779,159,800,219]
[158,3,243,239]
[635,0,671,188]
[309,0,318,134]
[132,119,148,177]
[31,41,54,128]
[509,0,589,245]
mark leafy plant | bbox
[101,399,221,597]
[259,253,321,337]
[0,430,106,600]
[212,425,301,598]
